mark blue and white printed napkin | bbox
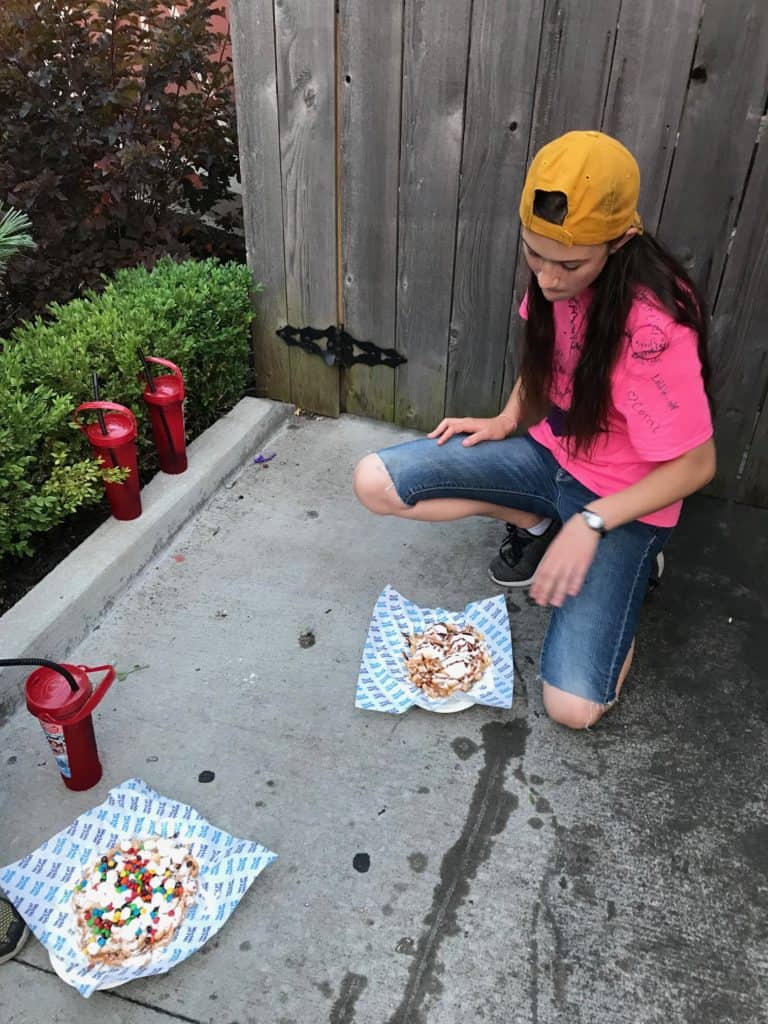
[0,778,276,997]
[356,585,514,714]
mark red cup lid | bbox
[144,376,184,403]
[85,411,136,445]
[25,665,90,721]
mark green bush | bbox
[0,257,257,559]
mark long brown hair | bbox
[519,231,713,455]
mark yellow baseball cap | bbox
[519,130,644,246]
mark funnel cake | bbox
[72,837,198,966]
[404,622,491,699]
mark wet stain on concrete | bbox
[535,797,552,813]
[528,818,607,1021]
[329,972,368,1023]
[299,630,316,648]
[382,904,394,916]
[393,882,408,893]
[388,718,529,1024]
[451,737,479,761]
[239,940,252,952]
[352,853,370,873]
[417,786,430,794]
[313,980,334,999]
[307,510,320,518]
[528,817,544,830]
[408,852,428,873]
[530,867,572,1022]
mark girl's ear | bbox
[609,227,641,254]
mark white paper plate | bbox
[425,692,476,713]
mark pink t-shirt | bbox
[521,289,713,527]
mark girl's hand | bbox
[530,515,600,607]
[428,414,516,447]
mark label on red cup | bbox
[40,722,71,778]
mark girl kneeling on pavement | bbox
[354,130,715,730]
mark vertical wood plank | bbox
[739,398,768,507]
[529,0,621,153]
[656,0,768,304]
[229,0,290,402]
[501,0,621,402]
[337,2,402,421]
[602,0,703,230]
[274,0,339,415]
[708,129,768,499]
[445,0,545,418]
[394,0,473,431]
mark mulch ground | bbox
[0,506,109,616]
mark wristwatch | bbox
[579,507,607,538]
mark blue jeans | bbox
[377,434,671,704]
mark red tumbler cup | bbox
[73,401,141,520]
[25,662,116,791]
[141,357,187,474]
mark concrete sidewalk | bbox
[3,411,767,1024]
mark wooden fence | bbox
[229,0,768,505]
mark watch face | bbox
[582,510,604,531]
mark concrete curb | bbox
[0,397,292,720]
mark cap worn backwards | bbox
[519,130,644,246]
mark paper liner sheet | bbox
[356,586,514,714]
[0,778,276,996]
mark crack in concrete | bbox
[387,718,530,1024]
[12,958,204,1022]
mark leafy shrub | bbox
[0,0,243,334]
[0,257,257,559]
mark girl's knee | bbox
[542,682,606,730]
[353,453,406,515]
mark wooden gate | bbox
[229,0,768,505]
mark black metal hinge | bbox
[276,325,407,370]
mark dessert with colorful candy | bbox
[72,837,198,966]
[404,622,491,699]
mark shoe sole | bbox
[488,568,535,588]
[0,925,29,964]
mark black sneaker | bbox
[0,896,29,964]
[488,520,561,588]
